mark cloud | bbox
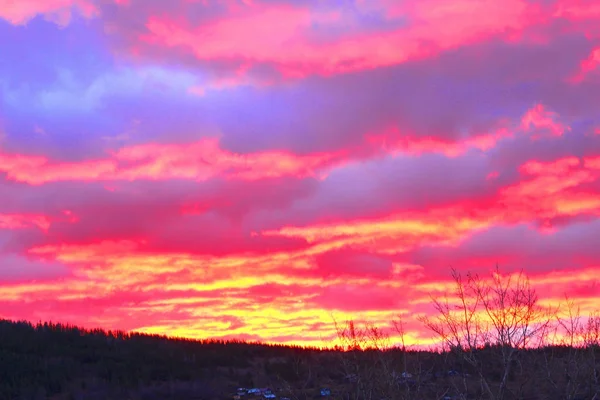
[0,213,51,231]
[0,137,343,184]
[570,47,600,82]
[402,220,600,273]
[10,67,198,113]
[312,248,395,280]
[312,283,404,312]
[521,103,571,138]
[0,253,70,282]
[204,35,597,156]
[0,0,599,346]
[258,152,504,225]
[108,0,540,78]
[0,0,97,26]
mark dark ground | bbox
[1,319,598,400]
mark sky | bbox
[0,0,599,348]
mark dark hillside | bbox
[0,319,321,400]
[1,318,599,400]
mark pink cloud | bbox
[366,125,513,157]
[261,153,600,256]
[138,0,540,79]
[0,137,344,185]
[0,214,51,231]
[586,156,600,170]
[570,47,600,83]
[553,0,600,22]
[186,62,269,95]
[521,103,571,139]
[0,0,97,25]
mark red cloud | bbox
[312,249,394,280]
[312,283,405,312]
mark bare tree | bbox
[392,313,436,397]
[474,267,552,399]
[334,318,388,400]
[420,266,553,400]
[582,311,600,399]
[419,268,491,399]
[328,267,596,400]
[583,311,600,348]
[542,295,586,400]
[392,315,408,374]
[333,317,426,400]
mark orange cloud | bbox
[261,211,491,256]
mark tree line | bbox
[0,266,598,399]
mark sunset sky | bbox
[1,0,599,347]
